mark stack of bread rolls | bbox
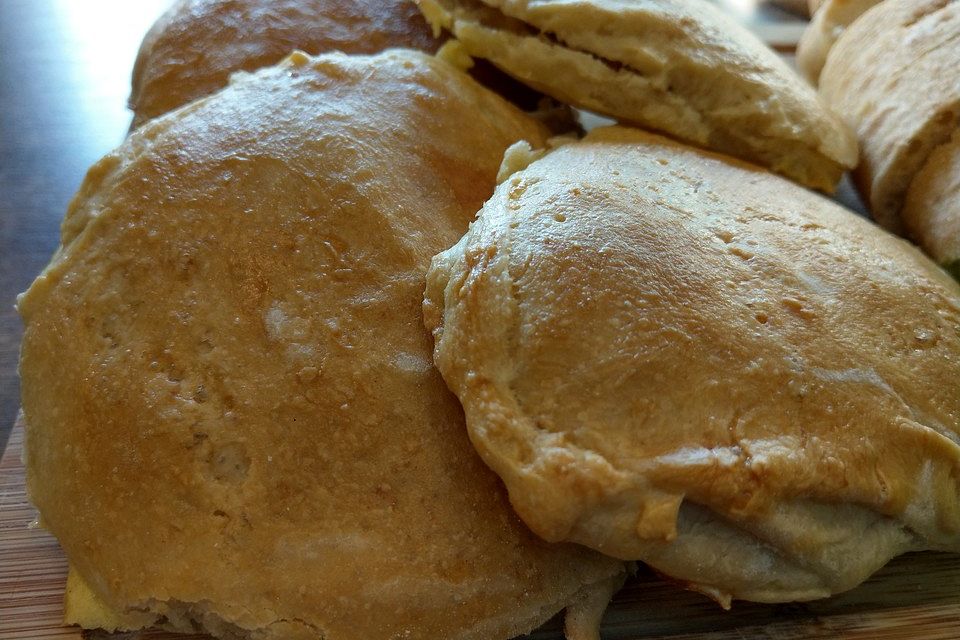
[17,1,960,639]
[804,0,959,275]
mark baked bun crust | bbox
[424,125,960,606]
[819,0,960,234]
[416,0,857,192]
[129,0,439,128]
[796,0,881,85]
[129,0,575,130]
[20,50,623,640]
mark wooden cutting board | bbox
[3,414,960,640]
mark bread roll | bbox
[416,0,857,192]
[904,129,960,277]
[819,0,960,235]
[19,49,624,640]
[796,0,882,84]
[130,0,440,128]
[424,125,960,606]
[129,0,573,130]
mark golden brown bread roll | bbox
[796,0,882,84]
[904,129,960,277]
[416,0,857,192]
[129,0,441,128]
[19,49,624,640]
[819,0,960,236]
[424,125,960,606]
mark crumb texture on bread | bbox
[20,49,623,640]
[423,125,960,604]
[417,0,857,191]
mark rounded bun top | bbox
[424,124,960,603]
[129,0,440,127]
[20,50,622,640]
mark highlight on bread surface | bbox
[423,125,960,607]
[415,0,857,192]
[20,49,624,640]
[819,0,960,245]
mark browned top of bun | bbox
[129,0,439,127]
[21,50,622,640]
[425,125,960,605]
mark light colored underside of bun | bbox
[19,49,623,640]
[417,0,857,192]
[423,125,960,605]
[904,129,960,272]
[796,0,882,85]
[819,0,960,234]
[129,0,440,128]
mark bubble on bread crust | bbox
[209,442,250,483]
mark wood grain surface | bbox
[4,415,960,639]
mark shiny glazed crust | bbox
[19,50,624,640]
[424,125,960,605]
[416,0,857,192]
